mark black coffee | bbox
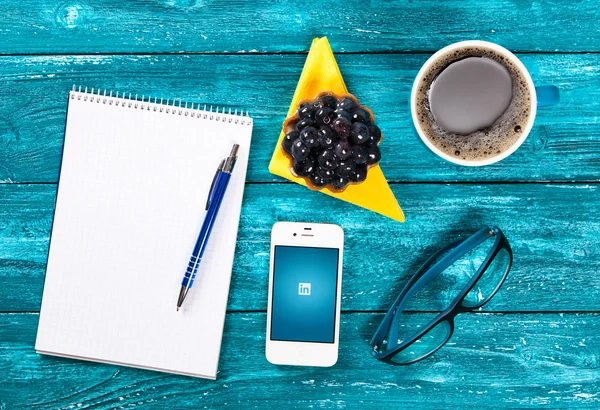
[415,47,532,161]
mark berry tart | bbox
[281,92,383,191]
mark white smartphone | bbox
[266,221,344,367]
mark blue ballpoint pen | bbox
[177,143,240,311]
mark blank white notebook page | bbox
[35,90,253,379]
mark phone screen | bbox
[270,245,339,344]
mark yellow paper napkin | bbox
[268,37,404,222]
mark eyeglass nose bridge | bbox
[445,293,481,318]
[440,301,471,323]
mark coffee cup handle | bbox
[536,86,559,107]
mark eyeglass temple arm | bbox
[372,227,493,351]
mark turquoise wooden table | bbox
[1,1,600,408]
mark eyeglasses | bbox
[370,226,512,365]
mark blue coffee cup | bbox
[410,40,559,166]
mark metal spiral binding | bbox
[69,86,252,126]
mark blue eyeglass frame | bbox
[370,226,513,364]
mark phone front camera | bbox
[293,233,297,236]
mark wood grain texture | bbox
[0,54,599,184]
[2,183,598,313]
[0,0,599,54]
[1,313,599,409]
[1,2,599,405]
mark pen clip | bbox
[206,159,225,210]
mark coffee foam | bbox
[415,47,532,162]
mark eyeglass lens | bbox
[388,320,451,364]
[462,246,511,308]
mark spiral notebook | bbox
[35,89,253,379]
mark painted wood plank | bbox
[2,183,598,313]
[1,312,599,408]
[1,0,599,54]
[0,54,598,184]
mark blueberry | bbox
[309,149,321,161]
[282,131,299,155]
[334,108,353,122]
[334,140,353,160]
[337,97,357,112]
[310,173,328,188]
[317,167,336,180]
[352,107,372,124]
[291,139,310,161]
[300,126,319,150]
[318,149,340,170]
[349,164,368,183]
[330,175,349,190]
[332,116,352,138]
[293,158,316,177]
[317,125,338,149]
[296,118,315,132]
[366,144,382,165]
[367,124,382,145]
[352,146,368,164]
[349,122,370,145]
[315,95,337,109]
[315,107,335,127]
[337,159,356,177]
[298,103,316,120]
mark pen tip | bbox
[176,306,179,312]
